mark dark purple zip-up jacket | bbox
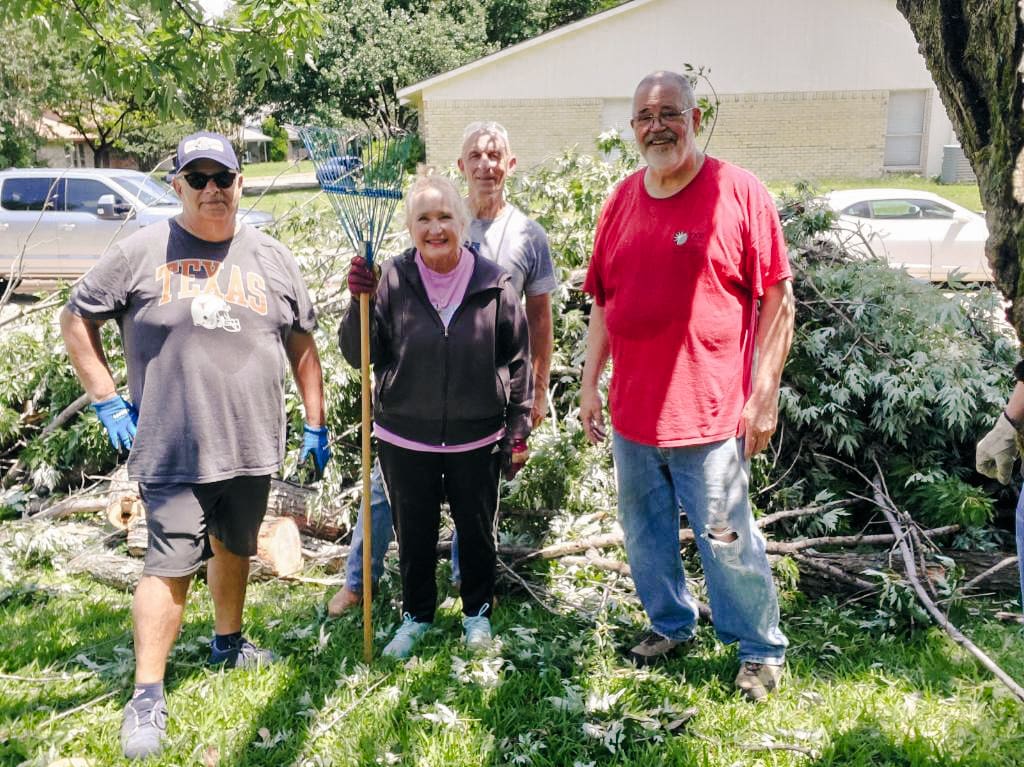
[339,247,533,448]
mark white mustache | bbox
[646,131,676,145]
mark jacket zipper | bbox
[440,322,449,445]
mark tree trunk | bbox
[896,1,1024,337]
[794,548,1020,597]
[93,144,112,168]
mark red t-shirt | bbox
[583,157,791,447]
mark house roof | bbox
[36,112,90,142]
[240,127,271,142]
[396,0,655,103]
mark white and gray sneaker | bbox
[463,603,492,651]
[120,694,168,760]
[382,613,431,659]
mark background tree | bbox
[0,0,321,166]
[896,2,1024,340]
[0,19,51,167]
[262,117,290,162]
[266,0,493,129]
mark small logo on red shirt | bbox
[674,231,689,246]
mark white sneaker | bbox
[463,603,492,650]
[382,613,430,659]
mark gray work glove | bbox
[975,413,1019,485]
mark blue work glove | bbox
[300,423,331,478]
[91,395,138,451]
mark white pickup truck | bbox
[0,168,273,292]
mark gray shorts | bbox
[138,475,271,577]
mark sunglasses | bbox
[181,170,237,190]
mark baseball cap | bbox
[174,131,240,173]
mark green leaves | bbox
[776,186,1016,522]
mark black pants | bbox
[378,441,500,622]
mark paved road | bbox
[243,172,319,194]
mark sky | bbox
[198,0,231,20]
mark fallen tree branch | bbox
[871,470,1024,705]
[962,556,1020,592]
[510,523,960,564]
[769,525,960,554]
[790,552,877,592]
[756,501,851,528]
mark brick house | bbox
[397,0,960,181]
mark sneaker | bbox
[327,586,362,617]
[382,614,430,659]
[463,603,492,650]
[120,694,168,760]
[735,661,783,702]
[627,630,685,666]
[208,635,276,669]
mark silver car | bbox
[824,188,991,282]
[0,168,273,291]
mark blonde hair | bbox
[404,166,469,242]
[460,121,512,156]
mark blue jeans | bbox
[345,458,462,590]
[612,433,788,665]
[1016,485,1024,610]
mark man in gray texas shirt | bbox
[327,120,557,615]
[61,131,330,760]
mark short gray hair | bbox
[461,121,512,155]
[404,166,470,242]
[634,71,697,111]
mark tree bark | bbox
[896,1,1024,337]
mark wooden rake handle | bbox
[360,292,373,663]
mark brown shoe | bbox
[735,661,783,702]
[626,630,687,667]
[327,586,361,617]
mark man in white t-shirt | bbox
[327,121,556,615]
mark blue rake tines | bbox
[323,185,403,199]
[299,126,412,268]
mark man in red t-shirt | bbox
[581,71,795,702]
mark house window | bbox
[884,91,927,170]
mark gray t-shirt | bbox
[68,219,316,484]
[467,203,557,298]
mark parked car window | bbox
[870,199,921,219]
[112,175,179,207]
[1,177,63,212]
[842,201,872,218]
[911,199,955,220]
[66,179,121,214]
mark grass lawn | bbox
[769,174,983,214]
[1,522,1022,767]
[242,160,316,178]
[240,188,332,219]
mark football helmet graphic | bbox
[191,293,241,333]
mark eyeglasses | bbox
[631,108,696,127]
[181,170,237,190]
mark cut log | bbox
[125,515,148,557]
[267,478,349,541]
[65,552,143,591]
[793,548,1021,597]
[106,494,143,530]
[256,515,303,577]
[116,514,304,578]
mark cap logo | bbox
[183,137,226,154]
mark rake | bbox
[300,127,413,662]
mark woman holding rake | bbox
[340,171,533,658]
